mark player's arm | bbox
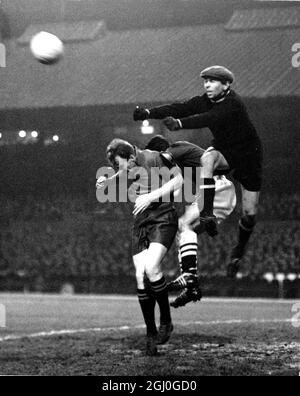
[96,169,125,189]
[152,152,184,200]
[163,100,238,131]
[151,166,183,200]
[133,166,183,216]
[133,96,205,121]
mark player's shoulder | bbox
[169,141,205,156]
[185,93,208,106]
[215,90,245,114]
[226,90,244,106]
[171,140,201,149]
[138,149,162,167]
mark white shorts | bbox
[211,175,237,221]
[180,175,236,228]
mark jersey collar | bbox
[209,88,231,103]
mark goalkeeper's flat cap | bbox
[200,66,234,84]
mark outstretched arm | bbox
[133,96,206,121]
[164,100,239,131]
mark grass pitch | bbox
[0,294,299,376]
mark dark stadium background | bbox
[0,0,299,298]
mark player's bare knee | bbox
[178,217,192,233]
[249,204,258,216]
[201,152,216,177]
[135,271,145,289]
[243,206,257,217]
[145,264,162,282]
[145,266,161,281]
[201,152,216,166]
[242,191,260,216]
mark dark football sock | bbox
[137,289,157,336]
[180,243,198,275]
[200,178,216,217]
[150,277,171,325]
[236,215,256,252]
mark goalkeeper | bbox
[133,66,263,278]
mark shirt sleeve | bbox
[148,95,208,119]
[159,152,176,169]
[180,99,240,129]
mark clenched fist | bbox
[133,106,150,121]
[163,117,181,131]
[96,176,108,190]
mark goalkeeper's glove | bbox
[133,106,150,121]
[163,116,182,131]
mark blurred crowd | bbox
[196,220,300,277]
[0,192,299,292]
[258,193,300,221]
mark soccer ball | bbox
[30,31,64,65]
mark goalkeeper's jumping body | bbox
[133,66,263,278]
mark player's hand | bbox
[133,106,150,121]
[96,176,108,189]
[133,194,153,216]
[163,117,181,131]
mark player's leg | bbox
[169,203,203,308]
[170,227,203,309]
[227,141,263,278]
[133,250,158,355]
[168,209,199,292]
[144,242,173,344]
[132,222,159,356]
[199,148,229,232]
[227,187,260,278]
[139,207,178,344]
[171,177,236,307]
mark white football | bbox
[30,31,64,65]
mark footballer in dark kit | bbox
[97,139,183,356]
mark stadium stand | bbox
[0,186,299,295]
[1,0,252,38]
[1,15,300,108]
[0,2,299,297]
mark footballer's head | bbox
[145,135,170,152]
[106,139,136,171]
[200,66,234,100]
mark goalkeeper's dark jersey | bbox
[148,92,263,191]
[148,90,260,155]
[150,91,259,149]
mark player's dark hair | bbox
[145,135,170,152]
[106,139,135,168]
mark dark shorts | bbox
[217,141,263,192]
[132,203,178,256]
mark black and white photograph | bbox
[0,0,299,378]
